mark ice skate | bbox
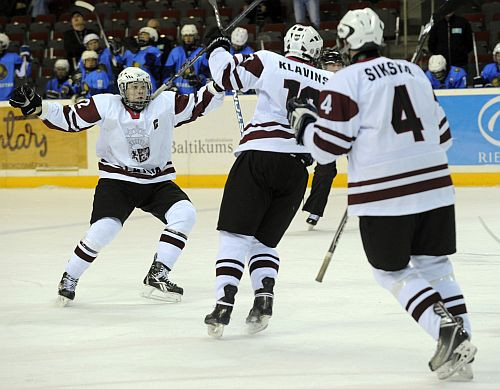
[142,260,183,303]
[57,272,79,307]
[429,302,477,380]
[204,284,237,338]
[306,214,320,230]
[246,277,275,335]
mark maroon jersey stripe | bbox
[239,129,294,145]
[313,133,351,155]
[348,164,449,188]
[314,124,355,142]
[240,54,264,78]
[348,175,453,205]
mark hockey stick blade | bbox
[152,0,263,99]
[315,209,348,282]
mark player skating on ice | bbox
[9,67,224,306]
[303,48,344,229]
[203,25,330,337]
[287,8,476,380]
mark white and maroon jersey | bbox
[209,47,331,154]
[39,86,223,184]
[302,56,454,216]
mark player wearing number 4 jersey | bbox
[287,8,476,380]
[202,25,330,337]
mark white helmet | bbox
[494,42,500,55]
[0,33,9,51]
[428,54,447,72]
[117,67,152,111]
[337,8,384,54]
[284,24,323,62]
[54,59,70,71]
[139,26,158,43]
[181,24,198,36]
[83,33,100,46]
[81,50,99,61]
[231,27,248,47]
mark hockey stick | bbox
[74,1,118,69]
[411,0,472,64]
[208,0,246,133]
[315,208,348,282]
[152,0,264,99]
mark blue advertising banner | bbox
[437,91,500,165]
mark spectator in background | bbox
[293,0,320,29]
[480,42,500,87]
[64,10,96,72]
[146,18,173,66]
[73,50,110,101]
[123,27,163,91]
[45,59,75,99]
[81,33,122,93]
[230,27,254,55]
[28,0,49,17]
[0,33,32,101]
[164,24,209,94]
[428,12,472,69]
[426,54,467,89]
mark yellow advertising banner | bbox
[0,106,87,169]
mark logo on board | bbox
[478,96,500,147]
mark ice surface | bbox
[0,187,499,388]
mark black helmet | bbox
[321,48,343,65]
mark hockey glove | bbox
[286,97,318,145]
[19,45,32,60]
[9,84,42,116]
[45,89,60,99]
[205,27,231,59]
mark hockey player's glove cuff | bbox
[9,84,42,116]
[287,97,318,145]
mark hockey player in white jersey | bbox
[9,67,224,306]
[202,25,329,337]
[287,8,476,380]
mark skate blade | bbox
[56,295,72,307]
[307,223,315,231]
[141,285,181,303]
[206,323,225,338]
[451,363,474,381]
[436,340,477,380]
[246,315,271,335]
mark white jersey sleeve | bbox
[172,83,225,127]
[303,57,455,216]
[39,95,108,132]
[209,47,263,92]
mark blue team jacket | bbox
[426,66,467,89]
[163,45,209,94]
[481,63,500,85]
[123,46,162,91]
[80,69,110,98]
[0,52,31,100]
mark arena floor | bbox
[0,187,499,388]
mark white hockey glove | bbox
[286,97,318,145]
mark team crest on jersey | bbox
[0,64,7,80]
[125,125,151,162]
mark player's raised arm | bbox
[9,84,105,132]
[173,81,225,127]
[205,29,263,93]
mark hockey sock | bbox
[215,231,253,303]
[65,217,122,279]
[247,238,279,292]
[411,255,471,336]
[156,200,196,270]
[372,266,443,340]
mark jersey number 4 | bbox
[391,85,424,142]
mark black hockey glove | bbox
[205,27,230,59]
[9,84,42,116]
[286,97,318,145]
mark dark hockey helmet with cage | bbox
[321,48,344,65]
